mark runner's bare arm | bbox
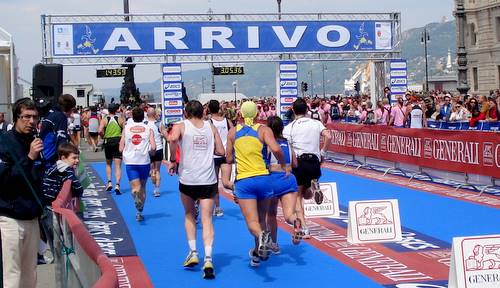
[225,127,236,164]
[118,133,125,153]
[149,128,156,152]
[211,123,225,156]
[167,123,182,161]
[98,117,107,137]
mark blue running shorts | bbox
[235,174,273,200]
[126,164,151,181]
[270,172,298,197]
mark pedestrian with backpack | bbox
[99,103,125,195]
[329,101,341,122]
[309,100,322,122]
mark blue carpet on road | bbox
[91,163,500,288]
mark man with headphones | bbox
[0,98,45,288]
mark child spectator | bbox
[41,143,83,255]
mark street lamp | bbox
[232,81,238,104]
[202,76,206,94]
[421,27,430,92]
[322,63,327,98]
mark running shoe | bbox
[133,192,144,212]
[153,188,160,197]
[105,181,112,192]
[248,249,261,267]
[302,227,311,239]
[311,179,324,205]
[202,257,215,279]
[213,207,224,217]
[183,250,199,268]
[257,231,271,260]
[267,242,281,255]
[292,219,304,245]
[114,184,121,195]
[136,212,144,222]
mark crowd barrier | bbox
[326,123,500,179]
[51,180,118,288]
[339,117,500,131]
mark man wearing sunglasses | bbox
[0,98,44,288]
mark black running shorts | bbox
[150,149,164,162]
[104,144,122,160]
[292,153,322,188]
[179,183,218,201]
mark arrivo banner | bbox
[326,123,500,178]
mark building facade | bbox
[459,0,500,95]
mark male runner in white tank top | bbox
[145,107,164,197]
[208,100,233,217]
[119,107,156,222]
[167,100,224,280]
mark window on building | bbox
[472,67,478,91]
[496,17,500,42]
[470,23,477,46]
[76,89,85,98]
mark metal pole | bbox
[322,63,326,98]
[309,70,314,97]
[277,0,282,20]
[211,64,216,93]
[202,77,205,94]
[455,0,470,97]
[424,28,429,92]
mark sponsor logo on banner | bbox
[164,100,183,107]
[165,116,182,124]
[281,97,296,104]
[53,25,74,55]
[347,199,402,244]
[163,74,182,82]
[164,91,183,98]
[391,70,407,77]
[390,62,407,69]
[304,182,340,218]
[279,63,298,71]
[280,80,298,88]
[483,143,494,167]
[449,235,500,288]
[424,138,433,159]
[384,281,448,288]
[391,86,407,93]
[163,65,181,73]
[280,105,292,113]
[280,89,298,96]
[163,83,182,91]
[375,22,392,50]
[280,72,298,79]
[164,108,183,116]
[391,78,407,85]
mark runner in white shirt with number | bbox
[167,100,224,280]
[119,107,156,222]
[283,98,331,238]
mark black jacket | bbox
[0,129,44,220]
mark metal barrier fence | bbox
[51,180,118,288]
[340,117,499,131]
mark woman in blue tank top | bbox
[266,116,304,254]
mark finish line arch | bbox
[41,12,401,123]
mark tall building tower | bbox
[456,0,500,94]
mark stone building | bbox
[459,0,500,94]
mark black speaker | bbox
[32,63,63,111]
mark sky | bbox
[0,0,455,90]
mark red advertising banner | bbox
[326,123,500,178]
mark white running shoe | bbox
[213,207,224,217]
[302,227,311,239]
[248,249,261,267]
[267,242,281,255]
[257,231,270,260]
[153,188,160,197]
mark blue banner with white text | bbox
[52,21,393,56]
